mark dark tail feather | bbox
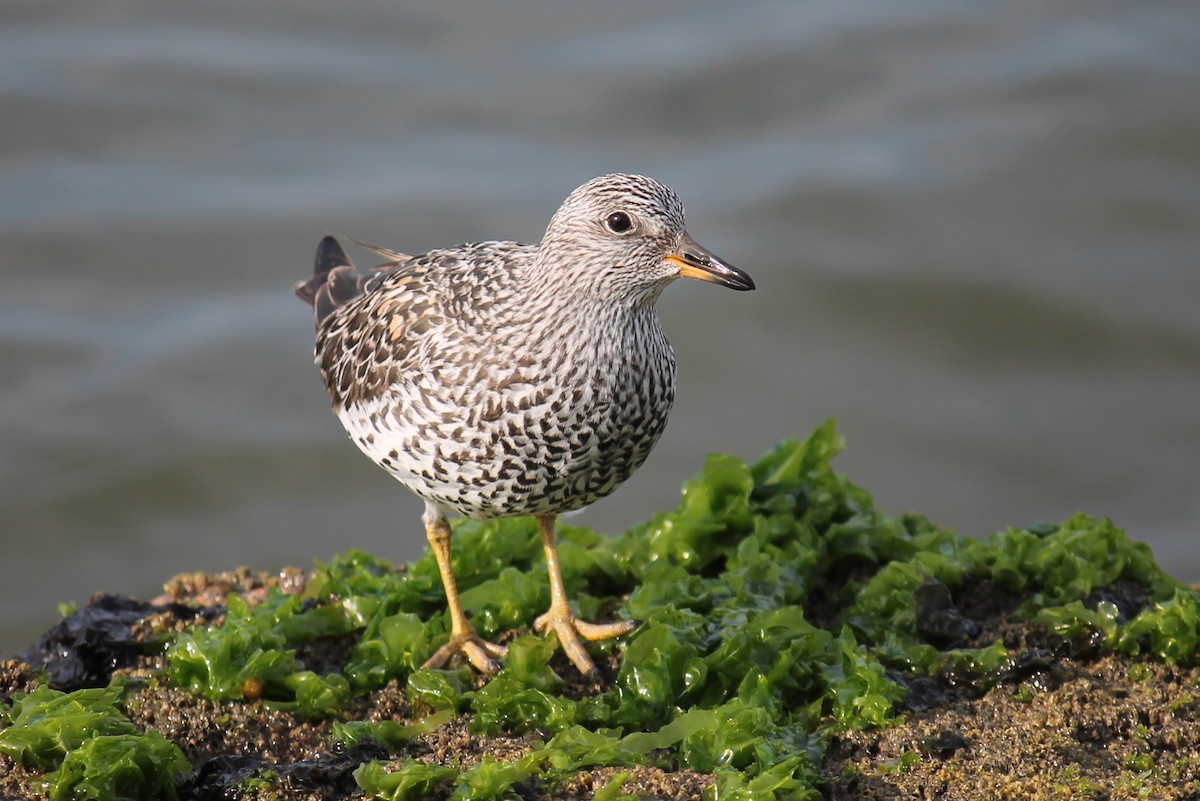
[294,236,366,328]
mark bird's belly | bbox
[337,381,671,520]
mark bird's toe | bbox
[534,611,639,678]
[422,632,508,674]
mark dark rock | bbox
[915,580,980,648]
[18,593,215,691]
[179,742,388,801]
[996,648,1067,691]
[918,730,969,759]
[900,675,947,712]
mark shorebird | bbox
[296,173,753,677]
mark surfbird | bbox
[295,173,754,677]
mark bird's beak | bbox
[665,232,755,291]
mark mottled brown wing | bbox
[300,237,440,410]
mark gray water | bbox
[3,0,1199,654]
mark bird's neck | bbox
[515,278,665,366]
[525,247,670,314]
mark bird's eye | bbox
[603,211,634,234]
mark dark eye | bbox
[604,211,633,234]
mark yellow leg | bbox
[533,513,638,678]
[420,508,507,673]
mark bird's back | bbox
[296,236,535,407]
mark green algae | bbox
[0,685,190,800]
[141,421,1200,796]
[333,710,455,753]
[1044,586,1200,664]
[593,772,638,801]
[4,420,1199,799]
[353,759,458,800]
[350,423,1198,797]
[166,592,353,714]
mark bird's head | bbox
[537,173,754,304]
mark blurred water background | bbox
[3,0,1198,653]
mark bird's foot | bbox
[422,631,508,674]
[534,610,639,678]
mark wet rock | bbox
[996,648,1067,692]
[19,594,214,691]
[179,742,388,801]
[898,675,947,712]
[1084,579,1150,622]
[918,730,969,759]
[915,580,980,648]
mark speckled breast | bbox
[337,312,677,520]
